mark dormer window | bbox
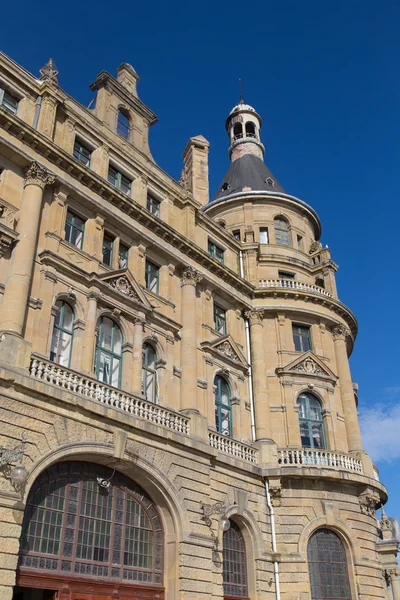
[266,177,274,187]
[117,108,130,139]
[221,182,230,192]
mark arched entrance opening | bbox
[13,461,164,600]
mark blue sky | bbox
[2,1,399,516]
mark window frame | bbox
[274,217,291,247]
[49,301,74,368]
[307,528,352,600]
[147,194,161,217]
[278,271,295,280]
[117,108,130,140]
[95,317,123,388]
[118,243,129,269]
[259,227,269,244]
[145,260,160,294]
[108,165,132,196]
[142,342,158,403]
[297,392,326,450]
[0,87,19,114]
[73,138,92,167]
[223,520,248,599]
[65,210,85,249]
[292,323,312,352]
[208,240,225,264]
[214,375,232,437]
[214,304,227,335]
[102,233,114,267]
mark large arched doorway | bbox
[14,462,164,600]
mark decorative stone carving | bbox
[39,58,59,84]
[24,162,56,189]
[358,489,380,517]
[201,501,227,532]
[269,483,282,507]
[108,276,138,299]
[332,324,350,340]
[181,266,202,286]
[0,203,17,228]
[293,357,325,375]
[0,229,18,257]
[217,341,239,361]
[383,568,399,585]
[309,240,322,254]
[244,309,264,325]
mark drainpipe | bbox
[265,478,281,600]
[239,250,256,442]
[32,95,42,130]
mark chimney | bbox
[182,136,210,206]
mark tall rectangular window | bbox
[108,166,131,195]
[102,234,114,267]
[147,195,161,217]
[293,324,312,352]
[145,260,160,294]
[118,244,129,269]
[65,211,85,249]
[208,240,224,263]
[260,227,269,244]
[214,305,227,335]
[0,88,18,114]
[297,235,303,250]
[232,230,241,241]
[73,140,91,167]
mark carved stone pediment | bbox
[0,221,19,257]
[276,351,337,384]
[201,335,248,369]
[98,268,151,309]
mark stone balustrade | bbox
[209,430,258,464]
[30,356,190,435]
[278,448,363,473]
[259,278,333,298]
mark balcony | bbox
[259,278,333,298]
[209,430,258,464]
[278,448,363,473]
[29,356,190,435]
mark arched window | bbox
[50,301,74,367]
[18,462,163,592]
[297,392,326,449]
[315,277,325,289]
[95,317,123,388]
[117,108,130,139]
[223,520,248,598]
[214,375,232,436]
[308,529,351,600]
[245,121,256,137]
[233,123,243,140]
[142,342,157,403]
[274,217,291,247]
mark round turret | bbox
[226,100,265,162]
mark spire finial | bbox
[39,58,59,85]
[238,78,243,102]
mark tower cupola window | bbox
[245,121,256,138]
[233,123,243,140]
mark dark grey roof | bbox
[212,154,286,201]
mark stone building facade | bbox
[0,51,398,600]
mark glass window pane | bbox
[100,318,113,351]
[300,422,311,447]
[98,351,111,384]
[113,326,122,355]
[308,529,351,600]
[63,304,74,331]
[111,358,120,388]
[118,245,129,269]
[260,228,269,244]
[50,330,60,362]
[59,332,72,367]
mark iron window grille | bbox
[95,317,123,388]
[145,261,160,294]
[307,528,351,600]
[147,195,161,217]
[118,244,129,269]
[274,218,291,247]
[108,166,131,195]
[50,301,74,368]
[293,324,312,352]
[297,392,326,449]
[214,375,232,437]
[102,234,114,267]
[18,462,164,586]
[0,88,18,114]
[214,305,227,335]
[73,140,91,167]
[142,343,158,403]
[65,210,85,249]
[223,521,248,598]
[208,241,224,264]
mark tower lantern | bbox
[226,100,265,162]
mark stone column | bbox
[131,316,145,395]
[390,570,400,600]
[180,267,202,411]
[245,309,272,440]
[332,325,363,453]
[0,162,55,336]
[81,292,99,375]
[121,342,134,393]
